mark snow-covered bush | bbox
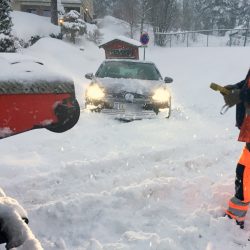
[0,0,15,52]
[13,37,28,51]
[27,34,62,47]
[87,29,103,45]
[62,10,87,44]
[85,22,103,45]
[29,35,41,46]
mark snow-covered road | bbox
[1,13,250,249]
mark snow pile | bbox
[0,54,73,85]
[0,189,43,250]
[22,37,104,103]
[11,11,60,42]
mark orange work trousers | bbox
[226,145,250,223]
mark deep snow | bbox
[0,11,250,250]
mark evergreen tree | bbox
[61,10,87,44]
[0,0,15,52]
[231,0,250,27]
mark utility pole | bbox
[51,0,58,25]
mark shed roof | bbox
[99,35,142,48]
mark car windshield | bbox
[95,61,162,80]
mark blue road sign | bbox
[140,32,149,45]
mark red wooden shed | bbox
[99,36,142,60]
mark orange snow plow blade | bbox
[0,56,80,139]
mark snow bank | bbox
[22,37,104,103]
[0,191,43,249]
[0,54,73,86]
[11,11,60,42]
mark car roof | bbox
[103,59,156,65]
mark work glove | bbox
[223,89,241,107]
[223,85,236,91]
[221,85,241,107]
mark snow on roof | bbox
[99,35,142,48]
[0,54,73,86]
[103,59,155,64]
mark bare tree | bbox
[113,0,140,38]
[148,0,179,46]
[139,0,152,34]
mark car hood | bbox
[95,77,164,95]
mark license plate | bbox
[113,102,125,110]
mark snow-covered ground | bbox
[11,11,60,43]
[1,12,250,250]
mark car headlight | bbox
[152,88,170,102]
[86,84,105,100]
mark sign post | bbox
[140,32,149,60]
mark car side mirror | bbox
[164,77,173,83]
[85,73,94,80]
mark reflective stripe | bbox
[229,201,249,211]
[225,210,245,222]
[227,207,247,218]
[231,197,250,206]
[226,197,249,222]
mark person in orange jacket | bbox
[222,68,250,229]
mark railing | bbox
[154,28,250,47]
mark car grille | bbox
[100,108,157,120]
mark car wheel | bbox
[166,97,171,118]
[159,97,171,119]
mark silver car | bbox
[85,59,173,120]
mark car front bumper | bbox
[85,96,170,120]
